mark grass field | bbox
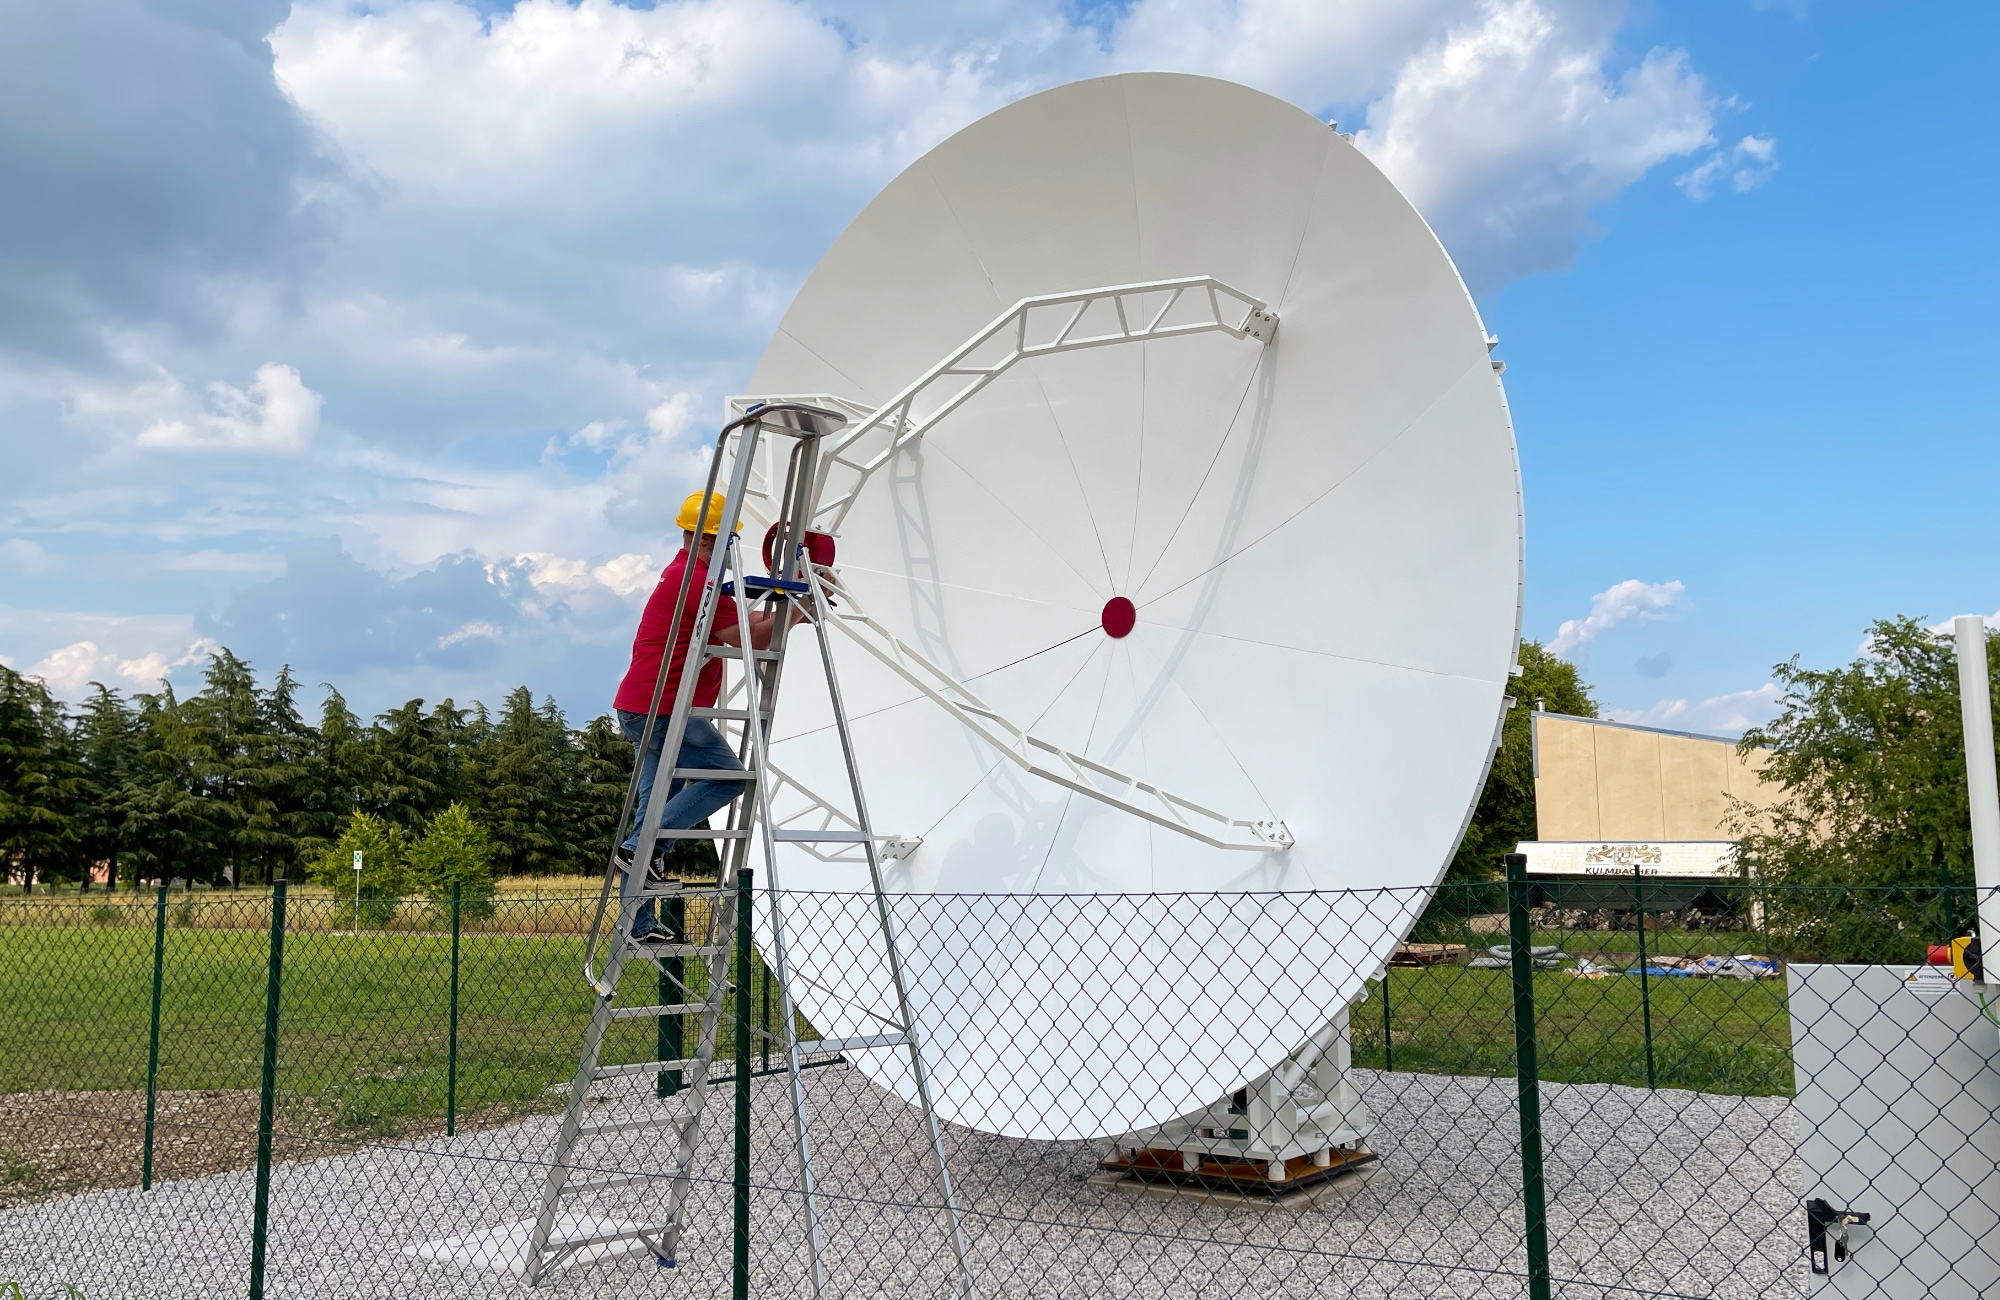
[0,891,792,1141]
[1350,966,1793,1095]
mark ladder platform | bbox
[593,1057,701,1081]
[650,828,753,840]
[722,575,811,597]
[670,768,757,781]
[773,828,870,843]
[690,706,762,721]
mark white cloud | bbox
[135,363,323,454]
[511,548,660,601]
[21,635,220,696]
[436,620,503,649]
[1676,133,1779,200]
[1350,0,1715,286]
[591,553,661,597]
[1547,578,1685,658]
[1605,683,1783,737]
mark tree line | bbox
[0,649,633,890]
[2,619,1989,901]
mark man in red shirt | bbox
[611,490,799,942]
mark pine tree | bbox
[573,713,636,871]
[118,685,236,887]
[368,699,447,830]
[74,684,138,889]
[255,666,316,883]
[479,686,566,875]
[300,686,368,862]
[0,666,84,889]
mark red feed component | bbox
[1101,596,1136,639]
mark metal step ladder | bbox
[521,404,971,1293]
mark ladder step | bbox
[803,1032,909,1053]
[593,1058,700,1081]
[651,828,753,840]
[773,828,870,843]
[628,941,728,958]
[636,883,731,898]
[708,646,781,661]
[609,1003,705,1020]
[544,1221,674,1252]
[562,1172,670,1197]
[670,768,757,781]
[578,1111,697,1138]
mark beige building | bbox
[1518,711,1786,887]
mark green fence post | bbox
[1634,862,1656,1090]
[141,884,169,1191]
[1380,972,1394,1072]
[248,879,288,1300]
[1506,853,1553,1300]
[733,869,754,1300]
[659,893,685,1098]
[447,882,462,1137]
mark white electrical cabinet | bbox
[1788,963,2000,1296]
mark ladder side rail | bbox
[582,426,737,986]
[585,423,768,989]
[724,538,831,1299]
[524,982,631,1283]
[802,562,975,1294]
[540,436,764,1272]
[664,776,772,1264]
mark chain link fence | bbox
[2,870,1996,1297]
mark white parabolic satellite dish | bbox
[741,72,1523,1140]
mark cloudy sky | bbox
[0,0,1991,735]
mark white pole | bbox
[1953,615,2000,982]
[352,848,364,937]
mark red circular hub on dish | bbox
[1101,596,1136,639]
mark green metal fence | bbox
[0,872,1993,1297]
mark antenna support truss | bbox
[725,275,1291,855]
[729,275,1276,536]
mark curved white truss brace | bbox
[817,575,1292,854]
[727,275,1277,535]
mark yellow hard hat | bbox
[675,491,740,536]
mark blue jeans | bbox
[618,711,748,933]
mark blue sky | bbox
[0,0,1990,735]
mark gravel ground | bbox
[0,1067,1803,1299]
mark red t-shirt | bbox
[613,550,738,715]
